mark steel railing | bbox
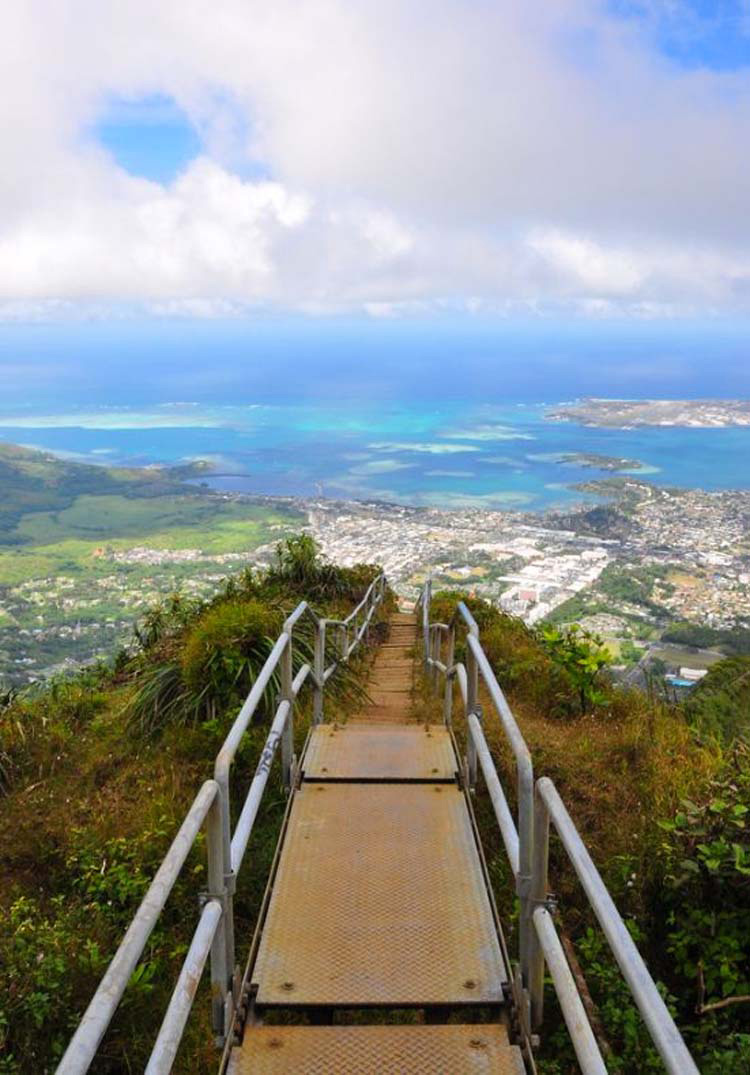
[415,580,699,1075]
[57,574,387,1075]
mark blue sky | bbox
[94,95,201,184]
[2,1,750,329]
[610,1,750,68]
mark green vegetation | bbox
[596,562,675,615]
[537,623,611,714]
[0,442,304,684]
[3,540,750,1071]
[662,622,750,657]
[0,538,391,1072]
[0,441,208,539]
[423,591,749,1073]
[546,563,676,629]
[684,657,750,744]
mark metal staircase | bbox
[56,576,699,1074]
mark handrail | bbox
[532,907,607,1075]
[533,778,699,1075]
[57,573,386,1074]
[417,578,698,1075]
[57,780,222,1073]
[421,583,536,1003]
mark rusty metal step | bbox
[250,784,506,1008]
[227,1024,525,1074]
[303,723,457,782]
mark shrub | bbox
[658,744,750,1058]
[180,599,282,709]
[537,624,612,716]
[427,591,604,718]
[265,534,379,603]
[129,599,282,734]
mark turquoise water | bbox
[1,400,749,511]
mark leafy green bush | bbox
[575,922,668,1073]
[181,599,282,712]
[126,536,384,736]
[658,745,750,1071]
[0,823,185,1073]
[427,591,611,718]
[128,599,282,734]
[537,624,611,715]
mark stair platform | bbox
[227,1024,524,1074]
[303,723,456,782]
[250,783,506,1007]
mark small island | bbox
[547,398,750,428]
[559,451,645,472]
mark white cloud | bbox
[1,1,750,317]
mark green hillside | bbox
[685,656,750,743]
[0,443,304,684]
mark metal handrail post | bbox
[313,619,325,725]
[56,781,221,1074]
[535,777,699,1075]
[422,577,431,671]
[443,623,455,727]
[280,632,294,791]
[517,763,535,1006]
[206,792,231,1040]
[532,908,607,1075]
[431,626,440,691]
[465,640,479,790]
[529,783,550,1028]
[214,772,236,1038]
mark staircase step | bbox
[303,723,456,781]
[250,783,506,1008]
[228,1024,525,1074]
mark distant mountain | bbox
[0,441,211,542]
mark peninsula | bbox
[547,398,750,428]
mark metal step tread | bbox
[303,723,457,781]
[250,783,506,1007]
[227,1023,524,1074]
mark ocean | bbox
[1,399,749,511]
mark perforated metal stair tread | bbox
[251,783,506,1007]
[303,723,457,781]
[227,1024,525,1074]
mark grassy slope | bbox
[417,593,746,1074]
[0,547,391,1072]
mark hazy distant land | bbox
[548,398,750,428]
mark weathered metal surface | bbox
[350,704,419,725]
[251,784,506,1006]
[303,723,457,781]
[227,1024,525,1074]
